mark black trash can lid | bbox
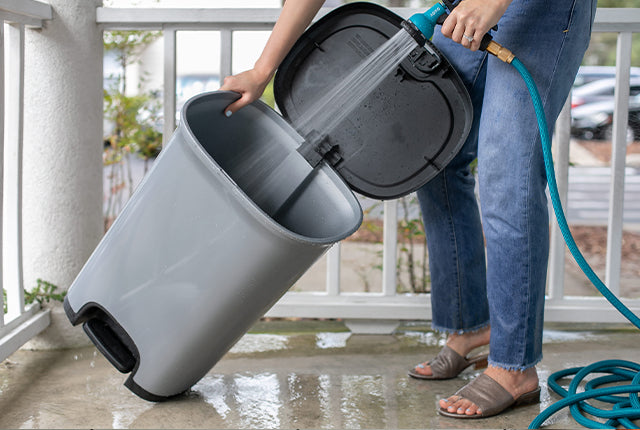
[274,2,472,200]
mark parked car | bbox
[573,65,640,88]
[571,77,640,110]
[571,95,640,143]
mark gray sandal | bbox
[438,373,541,419]
[408,345,489,380]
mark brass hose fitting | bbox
[486,40,515,64]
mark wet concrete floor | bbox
[1,320,638,429]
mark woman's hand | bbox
[441,0,512,51]
[218,0,326,117]
[219,67,273,117]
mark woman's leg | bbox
[413,34,491,378]
[479,0,595,371]
[440,0,597,416]
[417,32,489,336]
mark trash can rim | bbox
[179,91,364,245]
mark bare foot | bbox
[412,326,490,377]
[438,365,539,416]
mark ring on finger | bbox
[463,33,474,42]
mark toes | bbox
[440,395,482,416]
[457,398,480,416]
[438,397,451,409]
[439,394,460,409]
[441,396,466,414]
[452,399,473,415]
[465,404,482,416]
[414,362,432,377]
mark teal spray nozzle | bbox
[402,1,497,51]
[406,2,447,42]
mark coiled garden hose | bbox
[505,48,640,430]
[530,360,640,428]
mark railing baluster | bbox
[382,200,398,296]
[220,28,233,81]
[326,244,340,296]
[4,23,25,320]
[163,28,177,145]
[548,96,571,300]
[605,31,632,293]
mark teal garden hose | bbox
[405,4,640,428]
[512,53,640,429]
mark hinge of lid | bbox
[408,45,441,74]
[297,130,343,168]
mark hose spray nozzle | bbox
[403,0,501,57]
[404,2,448,44]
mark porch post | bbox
[22,0,104,348]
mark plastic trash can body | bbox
[65,92,363,400]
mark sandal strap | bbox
[429,345,473,379]
[454,373,513,416]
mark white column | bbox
[22,0,104,348]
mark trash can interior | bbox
[184,93,363,242]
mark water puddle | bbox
[111,402,153,429]
[542,330,596,343]
[340,375,387,428]
[228,334,289,354]
[401,330,447,347]
[233,373,282,428]
[315,332,351,349]
[193,375,232,419]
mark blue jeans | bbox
[417,0,597,370]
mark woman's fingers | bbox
[221,94,254,117]
[219,70,269,117]
[440,0,511,51]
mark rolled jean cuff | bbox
[430,321,490,335]
[487,356,542,372]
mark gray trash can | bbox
[64,91,364,401]
[64,2,472,402]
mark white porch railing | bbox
[0,0,53,361]
[97,6,640,331]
